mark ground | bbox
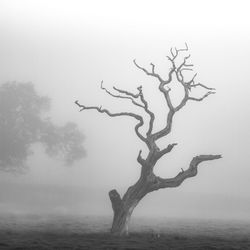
[0,214,249,249]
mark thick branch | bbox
[155,154,222,189]
[174,88,189,112]
[151,109,175,141]
[159,84,174,111]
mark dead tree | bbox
[75,44,222,236]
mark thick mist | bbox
[0,0,250,221]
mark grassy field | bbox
[0,214,249,249]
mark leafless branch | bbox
[137,86,155,136]
[151,110,175,141]
[174,88,189,112]
[185,73,197,85]
[169,43,189,60]
[191,83,215,90]
[156,143,178,159]
[75,100,147,143]
[177,54,191,72]
[100,81,144,108]
[140,44,216,143]
[188,91,216,102]
[154,154,222,189]
[101,82,156,139]
[137,150,146,165]
[133,59,166,83]
[109,84,156,137]
[113,86,140,98]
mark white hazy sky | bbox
[0,0,250,220]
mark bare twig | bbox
[113,86,140,98]
[188,91,216,102]
[100,81,144,108]
[133,59,166,83]
[191,83,215,90]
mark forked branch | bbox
[133,59,166,83]
[101,82,155,138]
[146,44,216,141]
[101,81,144,108]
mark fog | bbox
[0,0,250,221]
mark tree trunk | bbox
[109,189,141,236]
[109,177,150,236]
[110,203,134,236]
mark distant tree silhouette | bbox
[0,82,85,172]
[75,44,222,236]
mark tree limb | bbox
[191,82,215,90]
[154,154,222,189]
[137,150,146,165]
[156,143,178,159]
[188,91,216,102]
[101,83,155,138]
[151,109,175,141]
[101,81,144,108]
[75,100,147,143]
[137,86,155,136]
[133,59,166,83]
[113,86,140,98]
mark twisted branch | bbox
[75,100,147,143]
[153,154,222,190]
[101,82,155,138]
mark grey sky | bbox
[0,0,250,220]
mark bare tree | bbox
[75,44,222,236]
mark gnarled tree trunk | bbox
[108,151,221,236]
[109,190,138,236]
[109,177,149,236]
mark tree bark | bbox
[109,177,150,236]
[110,201,135,236]
[109,190,138,236]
